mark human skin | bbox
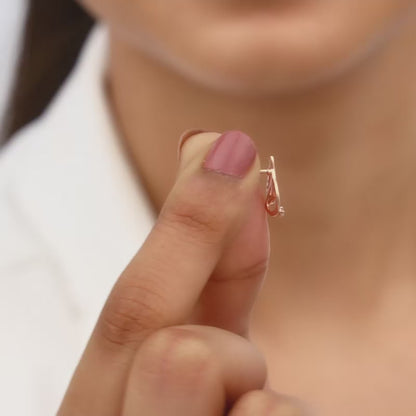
[58,131,309,415]
[72,1,416,414]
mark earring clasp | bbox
[260,155,285,217]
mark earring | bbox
[260,156,285,217]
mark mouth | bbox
[208,0,310,20]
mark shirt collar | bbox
[11,24,157,315]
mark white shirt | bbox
[0,24,157,415]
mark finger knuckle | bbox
[160,177,237,244]
[231,390,304,416]
[213,258,270,284]
[134,326,217,389]
[98,280,167,350]
[241,258,270,280]
[161,198,225,244]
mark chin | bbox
[153,6,415,97]
[159,28,375,97]
[85,0,416,96]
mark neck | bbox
[107,22,416,328]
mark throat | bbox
[249,234,416,415]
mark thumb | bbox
[181,130,271,337]
[174,130,268,339]
[189,183,270,337]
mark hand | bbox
[58,130,307,415]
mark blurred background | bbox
[0,0,27,128]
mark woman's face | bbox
[81,0,416,95]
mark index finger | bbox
[58,130,263,416]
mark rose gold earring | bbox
[260,156,285,217]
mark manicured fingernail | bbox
[177,128,208,161]
[203,130,257,178]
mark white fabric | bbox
[0,24,157,415]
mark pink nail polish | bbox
[203,130,257,178]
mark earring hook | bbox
[260,156,285,217]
